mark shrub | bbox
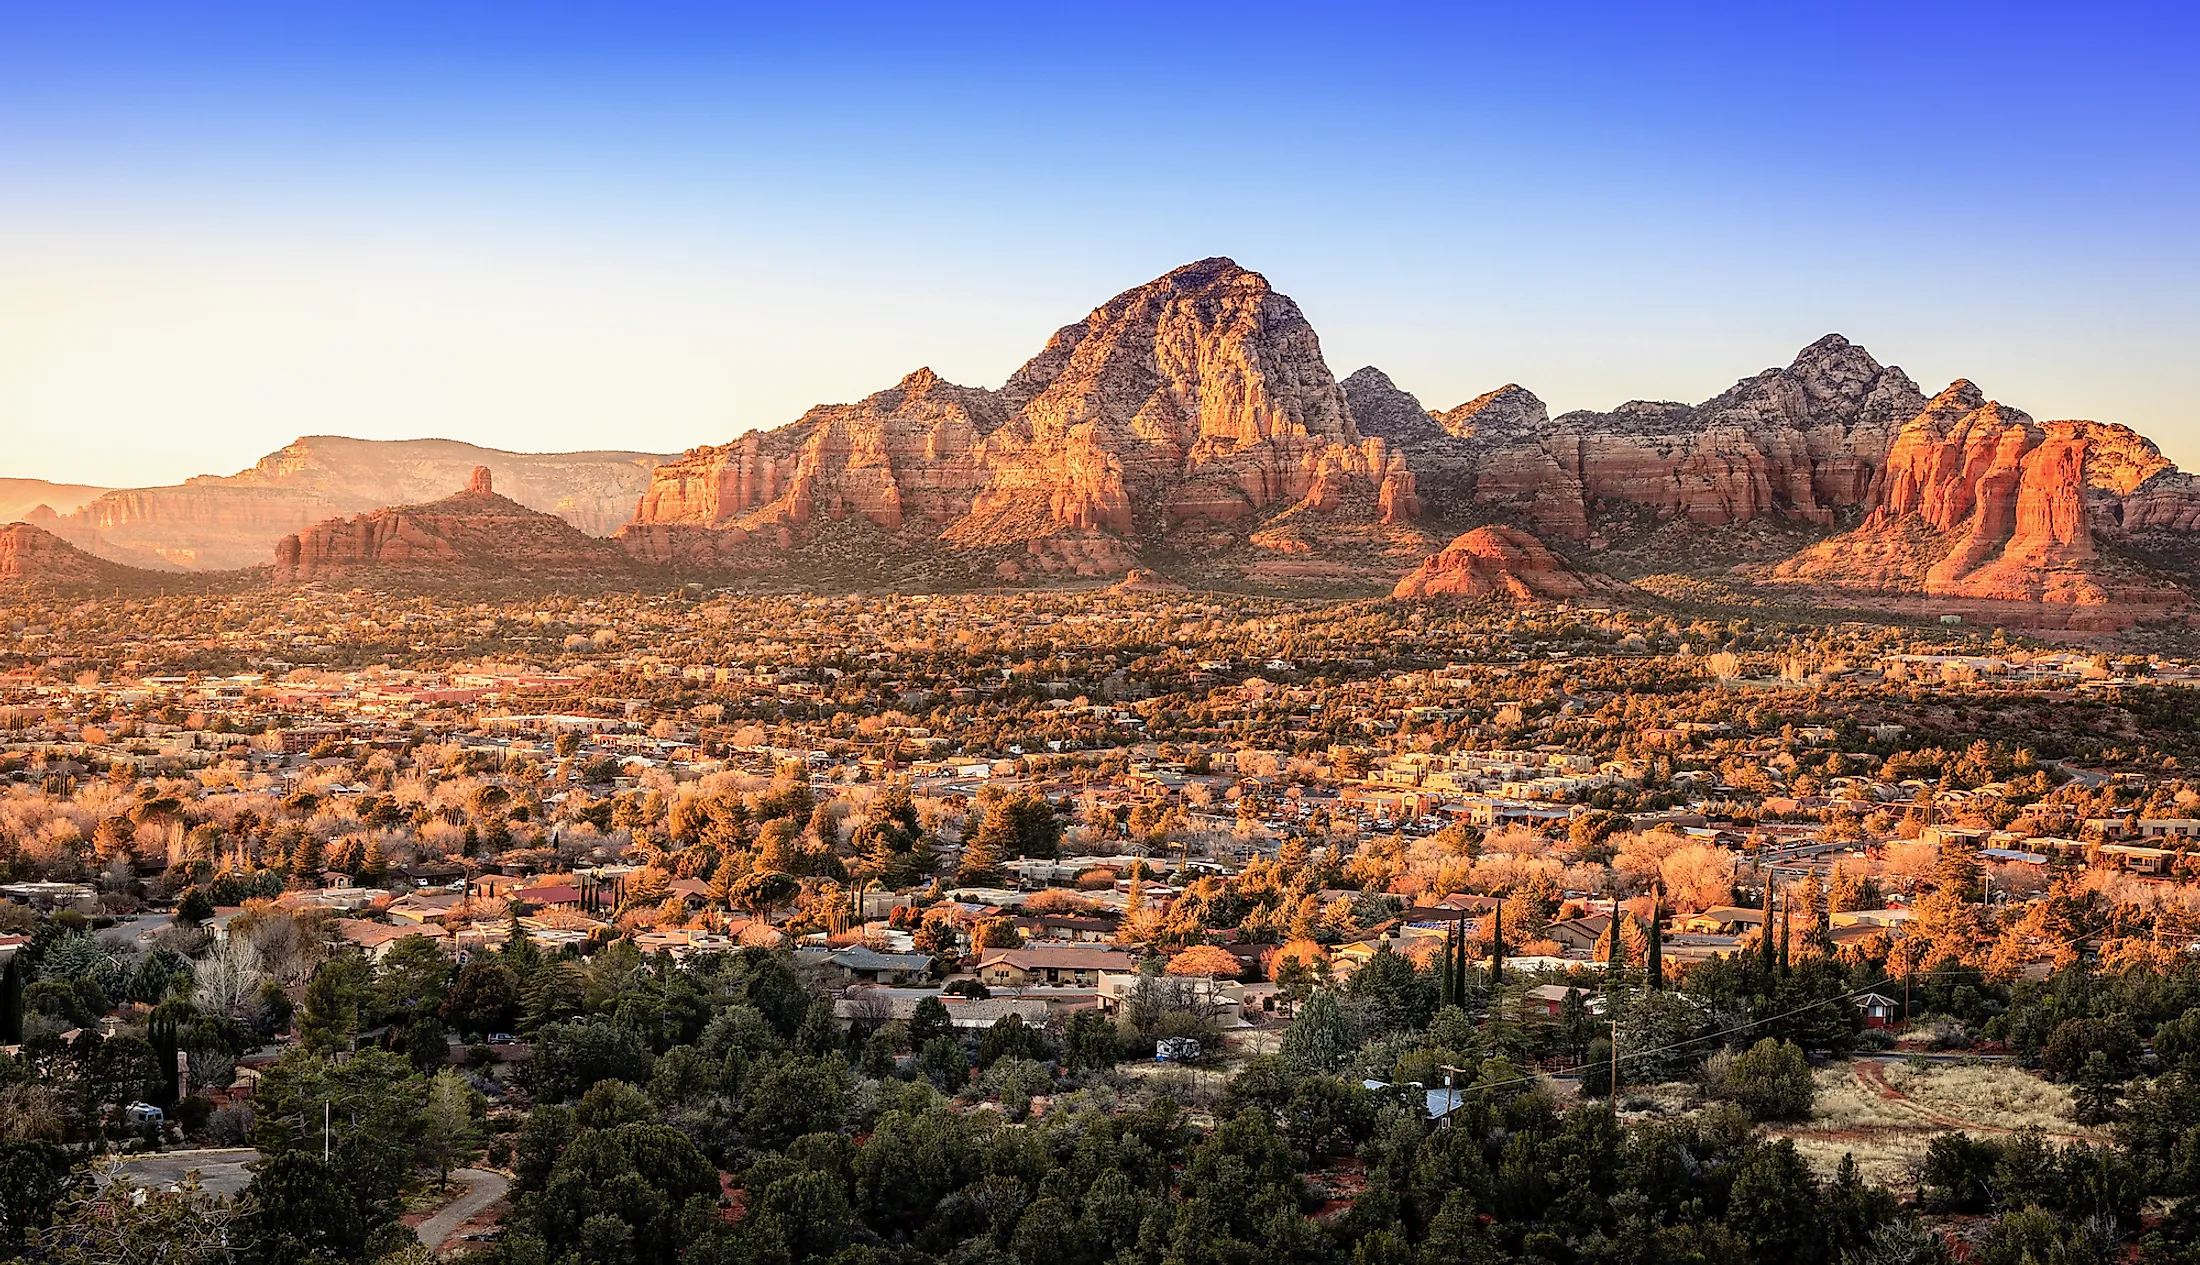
[1710,1038,1813,1121]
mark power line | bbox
[1453,916,2114,1099]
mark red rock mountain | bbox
[620,258,1425,582]
[0,522,180,593]
[47,437,670,572]
[1766,383,2198,611]
[1345,334,1926,547]
[273,468,649,590]
[1391,526,1625,603]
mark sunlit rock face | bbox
[0,521,174,593]
[1769,382,2196,608]
[1349,335,1928,545]
[1391,525,1615,603]
[622,258,1418,579]
[273,473,646,591]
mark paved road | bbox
[108,1148,259,1199]
[416,1169,510,1250]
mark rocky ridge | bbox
[1348,334,1928,553]
[273,468,651,590]
[51,437,670,571]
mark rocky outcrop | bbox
[56,437,670,570]
[0,522,179,593]
[1391,526,1619,603]
[1348,336,1923,551]
[622,259,1422,581]
[273,469,648,590]
[0,479,108,526]
[1766,384,2192,610]
[620,368,1010,569]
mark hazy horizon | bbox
[5,2,2195,487]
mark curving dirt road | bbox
[1853,1059,2095,1145]
[415,1168,509,1252]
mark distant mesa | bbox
[33,436,672,572]
[0,478,111,525]
[272,473,651,591]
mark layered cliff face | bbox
[1347,335,1924,551]
[1766,384,2194,608]
[622,258,1421,581]
[0,522,178,593]
[620,368,1011,569]
[1391,526,1620,603]
[273,469,648,590]
[58,437,670,570]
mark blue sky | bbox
[2,2,2195,486]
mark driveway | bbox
[108,1148,259,1199]
[415,1168,510,1250]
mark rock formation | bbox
[1391,526,1621,603]
[273,469,649,590]
[1767,383,2196,610]
[0,479,109,526]
[1349,335,1927,551]
[622,258,1425,582]
[54,436,670,571]
[0,522,180,593]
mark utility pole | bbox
[323,1100,330,1163]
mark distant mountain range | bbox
[20,436,668,571]
[8,257,2199,629]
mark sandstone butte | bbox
[1391,526,1624,603]
[271,467,649,590]
[1765,381,2200,618]
[41,436,669,572]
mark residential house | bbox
[975,946,1141,988]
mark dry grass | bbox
[1766,1059,2105,1187]
[1781,1132,1937,1189]
[1876,1061,2096,1137]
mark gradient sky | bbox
[2,1,2195,488]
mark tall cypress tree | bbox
[1646,886,1664,991]
[1439,923,1456,1008]
[1778,904,1792,977]
[1454,916,1469,1003]
[1488,903,1504,987]
[1761,880,1778,975]
[0,955,22,1043]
